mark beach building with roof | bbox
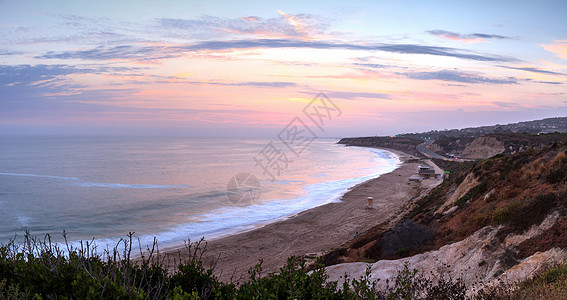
[418,164,438,179]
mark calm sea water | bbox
[0,137,399,249]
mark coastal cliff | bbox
[338,136,423,157]
[324,137,567,294]
[460,136,505,159]
[433,133,567,159]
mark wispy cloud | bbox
[221,81,296,87]
[542,40,567,61]
[157,12,330,40]
[500,65,566,76]
[405,70,518,84]
[0,94,271,128]
[38,45,169,61]
[534,81,563,85]
[353,63,389,69]
[148,73,297,88]
[0,49,22,56]
[321,91,392,100]
[0,64,148,103]
[0,64,297,104]
[0,64,284,127]
[240,16,261,22]
[192,39,515,61]
[523,78,564,85]
[0,64,88,88]
[179,80,297,88]
[427,29,513,43]
[3,14,138,47]
[0,64,140,110]
[492,101,520,108]
[276,10,324,39]
[36,39,517,63]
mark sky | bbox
[1,0,566,137]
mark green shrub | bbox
[455,181,488,208]
[11,232,562,299]
[237,257,345,299]
[524,263,567,286]
[0,232,174,299]
[491,201,521,224]
[0,278,33,299]
[476,263,567,300]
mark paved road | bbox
[416,139,472,162]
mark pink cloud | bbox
[543,40,567,61]
[427,30,511,44]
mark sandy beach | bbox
[164,148,439,282]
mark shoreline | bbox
[160,146,402,248]
[163,147,433,282]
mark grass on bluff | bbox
[411,144,567,248]
[2,232,566,299]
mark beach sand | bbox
[163,149,440,282]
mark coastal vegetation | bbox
[0,233,441,299]
[337,136,424,157]
[2,233,567,299]
[400,117,567,139]
[332,136,567,262]
[326,130,567,299]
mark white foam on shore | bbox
[119,148,400,250]
[42,147,399,255]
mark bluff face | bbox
[338,136,423,157]
[328,133,567,292]
[435,133,567,159]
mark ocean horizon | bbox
[0,136,399,250]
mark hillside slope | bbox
[403,116,567,139]
[324,138,567,291]
[338,136,423,157]
[434,133,567,159]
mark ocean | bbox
[0,136,399,250]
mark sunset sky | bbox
[1,0,566,137]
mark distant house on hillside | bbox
[418,164,438,179]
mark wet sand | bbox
[164,149,434,282]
